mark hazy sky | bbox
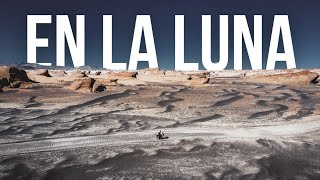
[0,0,319,69]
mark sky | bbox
[0,0,319,70]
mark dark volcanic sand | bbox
[0,81,320,179]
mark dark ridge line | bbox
[157,87,187,108]
[220,92,240,97]
[69,114,99,123]
[157,99,183,107]
[212,95,244,107]
[284,90,317,120]
[21,88,141,122]
[26,107,138,137]
[162,105,175,113]
[249,104,288,119]
[242,92,260,98]
[188,114,224,124]
[0,127,18,136]
[273,85,287,90]
[273,94,291,101]
[286,108,314,121]
[165,114,223,128]
[256,100,268,106]
[107,108,135,114]
[56,89,138,114]
[51,125,87,136]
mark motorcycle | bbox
[156,133,169,140]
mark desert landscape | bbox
[0,65,320,179]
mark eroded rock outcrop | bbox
[139,67,165,75]
[48,70,67,77]
[29,69,51,77]
[68,71,88,78]
[0,66,30,82]
[27,69,58,84]
[137,70,190,84]
[187,76,209,86]
[3,66,320,93]
[92,78,118,92]
[106,72,140,86]
[111,72,137,78]
[186,72,210,78]
[0,66,32,88]
[245,70,319,85]
[69,78,95,93]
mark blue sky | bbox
[0,0,319,69]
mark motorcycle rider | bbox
[157,130,164,139]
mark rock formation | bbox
[0,66,32,88]
[27,69,59,84]
[245,70,319,85]
[111,72,137,78]
[187,76,209,86]
[92,78,118,92]
[48,70,67,77]
[69,78,96,93]
[29,69,51,77]
[1,65,320,93]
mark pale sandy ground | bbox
[0,78,320,179]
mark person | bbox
[157,130,164,139]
